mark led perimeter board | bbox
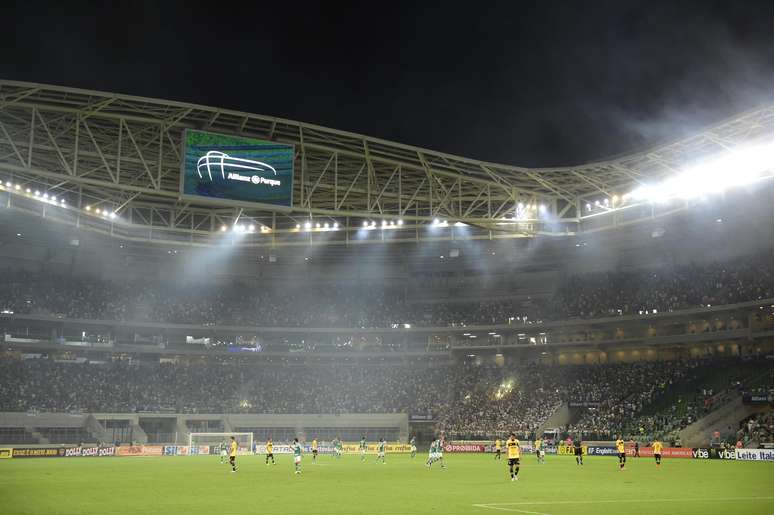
[180,130,294,208]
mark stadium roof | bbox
[1,80,774,247]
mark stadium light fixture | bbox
[25,188,31,193]
[323,222,329,230]
[85,205,91,211]
[363,221,369,228]
[370,221,376,228]
[5,181,10,187]
[304,222,312,230]
[248,224,255,232]
[220,225,227,232]
[381,220,387,228]
[51,196,57,203]
[14,184,20,190]
[295,224,301,230]
[333,222,339,229]
[315,223,321,229]
[538,204,546,213]
[433,218,440,226]
[397,219,403,226]
[109,212,116,219]
[627,140,774,203]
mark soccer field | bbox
[1,454,772,515]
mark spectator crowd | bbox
[2,354,767,443]
[0,251,772,328]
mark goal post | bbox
[188,432,254,454]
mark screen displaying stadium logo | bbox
[180,130,294,208]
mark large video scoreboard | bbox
[179,130,294,208]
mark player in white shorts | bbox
[219,441,228,464]
[376,438,386,464]
[292,438,302,474]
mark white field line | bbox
[472,496,774,513]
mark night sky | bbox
[3,0,774,167]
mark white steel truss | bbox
[1,80,774,247]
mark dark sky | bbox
[3,0,774,167]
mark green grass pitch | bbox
[1,454,773,514]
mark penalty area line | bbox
[472,496,774,513]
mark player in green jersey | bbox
[292,438,302,475]
[376,438,386,464]
[335,437,343,459]
[219,441,228,464]
[360,436,367,462]
[426,438,437,467]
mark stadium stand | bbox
[2,353,769,446]
[0,250,772,328]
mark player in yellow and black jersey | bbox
[653,439,663,467]
[265,438,275,465]
[229,436,238,473]
[312,438,318,462]
[494,438,502,460]
[506,433,521,481]
[615,436,626,470]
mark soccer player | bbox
[376,438,386,464]
[534,437,543,464]
[219,440,228,464]
[653,439,663,468]
[228,436,238,473]
[494,438,502,460]
[410,436,417,458]
[634,439,640,458]
[266,438,275,465]
[436,436,446,469]
[292,437,302,474]
[312,438,318,462]
[426,438,437,467]
[615,436,626,471]
[506,433,521,481]
[360,436,367,462]
[335,437,343,459]
[574,438,583,465]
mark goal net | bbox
[188,433,254,455]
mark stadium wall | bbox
[0,412,409,446]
